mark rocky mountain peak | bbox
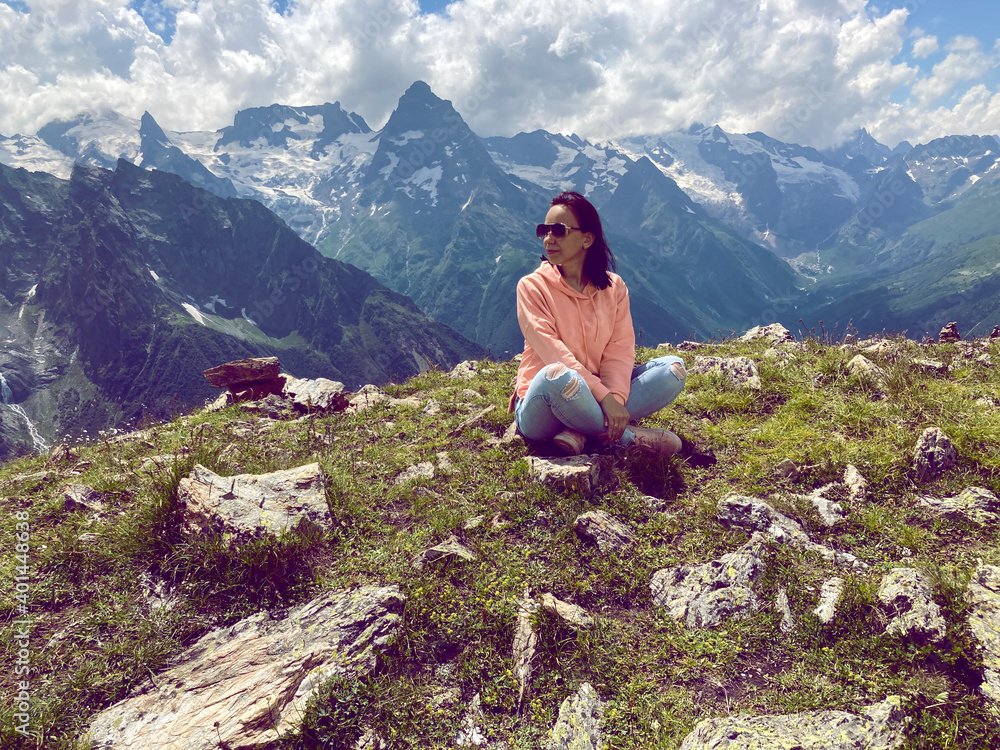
[215,102,371,157]
[362,81,499,207]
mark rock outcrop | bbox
[82,585,405,749]
[178,463,328,538]
[650,537,767,628]
[678,696,906,750]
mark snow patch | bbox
[148,268,160,281]
[390,130,425,146]
[181,303,207,325]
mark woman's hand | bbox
[600,394,630,443]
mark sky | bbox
[1,0,999,150]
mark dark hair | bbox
[550,191,617,289]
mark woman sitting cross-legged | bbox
[509,190,686,456]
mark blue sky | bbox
[2,0,999,149]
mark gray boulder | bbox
[740,323,794,344]
[178,463,328,538]
[411,535,477,571]
[650,537,767,628]
[718,494,862,567]
[814,578,845,625]
[282,375,348,412]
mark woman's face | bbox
[542,204,593,270]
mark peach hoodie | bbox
[511,260,635,410]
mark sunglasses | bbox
[536,223,585,240]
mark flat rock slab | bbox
[82,585,406,750]
[679,696,906,750]
[966,565,1000,705]
[178,463,328,538]
[527,455,606,496]
[204,357,281,388]
[650,539,767,629]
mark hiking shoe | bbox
[553,428,587,456]
[630,427,683,457]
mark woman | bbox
[510,191,687,456]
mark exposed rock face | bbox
[573,510,636,551]
[691,356,761,389]
[650,538,767,628]
[717,494,811,546]
[527,455,607,496]
[877,568,947,643]
[454,693,489,747]
[411,535,478,570]
[395,462,436,484]
[966,565,1000,705]
[178,463,328,538]
[914,358,948,376]
[912,427,957,482]
[678,696,906,750]
[776,588,795,633]
[544,682,604,750]
[918,487,1000,525]
[82,585,406,750]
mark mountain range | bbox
[0,157,479,459]
[2,80,1000,456]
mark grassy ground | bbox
[1,334,999,748]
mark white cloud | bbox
[911,33,939,59]
[0,0,997,150]
[910,36,995,105]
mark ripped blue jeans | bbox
[514,355,686,448]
